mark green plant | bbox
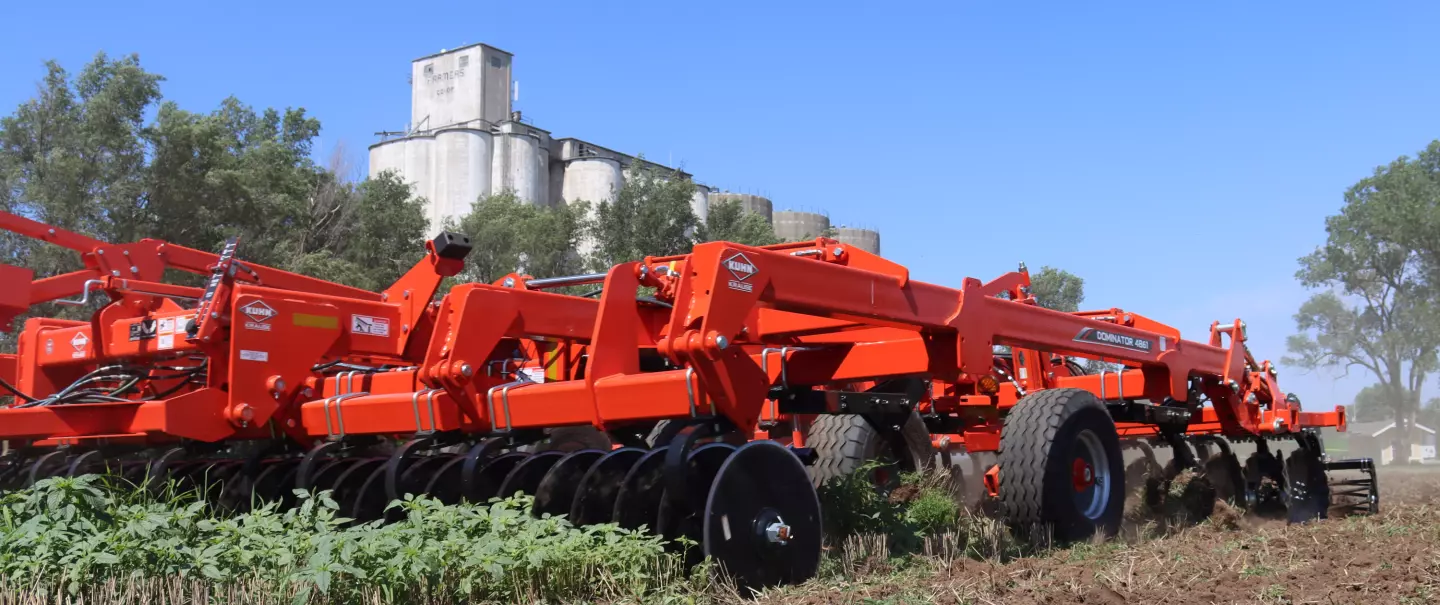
[0,475,693,603]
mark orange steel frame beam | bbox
[0,211,1345,456]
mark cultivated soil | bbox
[751,467,1440,605]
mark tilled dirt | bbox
[756,467,1440,605]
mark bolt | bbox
[833,247,846,257]
[503,277,515,287]
[1228,380,1239,393]
[47,229,55,236]
[402,324,410,334]
[98,250,104,255]
[403,290,411,300]
[287,418,296,428]
[129,266,138,274]
[275,379,287,392]
[715,335,729,350]
[1273,418,1284,432]
[111,270,120,277]
[765,520,792,545]
[211,312,219,319]
[381,292,389,302]
[123,250,130,256]
[460,363,473,377]
[301,387,314,398]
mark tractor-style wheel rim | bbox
[1072,429,1111,520]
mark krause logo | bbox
[240,300,276,331]
[724,252,758,293]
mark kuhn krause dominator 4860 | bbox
[0,210,1377,589]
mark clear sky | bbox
[3,0,1438,410]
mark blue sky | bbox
[3,0,1438,410]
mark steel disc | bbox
[397,455,450,498]
[196,460,245,504]
[569,447,646,525]
[251,459,300,507]
[25,450,69,487]
[218,460,270,513]
[142,447,187,493]
[703,441,822,593]
[331,458,385,518]
[459,439,507,501]
[658,443,736,556]
[532,449,605,518]
[351,464,392,522]
[468,452,529,502]
[497,451,565,499]
[613,447,670,531]
[422,455,466,504]
[65,450,106,478]
[311,458,353,494]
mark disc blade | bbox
[422,455,465,504]
[497,451,565,499]
[532,449,605,518]
[658,443,735,551]
[703,441,822,592]
[613,447,669,532]
[469,452,529,503]
[570,447,646,525]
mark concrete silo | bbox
[773,211,830,242]
[490,116,550,205]
[561,156,623,205]
[834,227,882,256]
[709,193,774,224]
[432,128,493,227]
[691,185,711,223]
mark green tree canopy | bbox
[445,190,587,285]
[698,199,779,247]
[585,162,699,270]
[1029,267,1085,312]
[1285,141,1440,462]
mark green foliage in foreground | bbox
[0,475,692,603]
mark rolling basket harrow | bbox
[0,210,1378,590]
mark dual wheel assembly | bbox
[991,388,1379,541]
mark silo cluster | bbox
[368,42,882,254]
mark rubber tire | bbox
[998,388,1124,543]
[806,412,933,488]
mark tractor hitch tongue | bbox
[0,209,1375,590]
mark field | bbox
[0,458,1434,605]
[757,465,1440,605]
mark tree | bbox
[1285,142,1440,463]
[586,161,699,270]
[1348,384,1394,423]
[698,199,778,246]
[446,190,587,286]
[1029,267,1085,312]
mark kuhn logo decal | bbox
[724,252,758,293]
[241,301,276,331]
